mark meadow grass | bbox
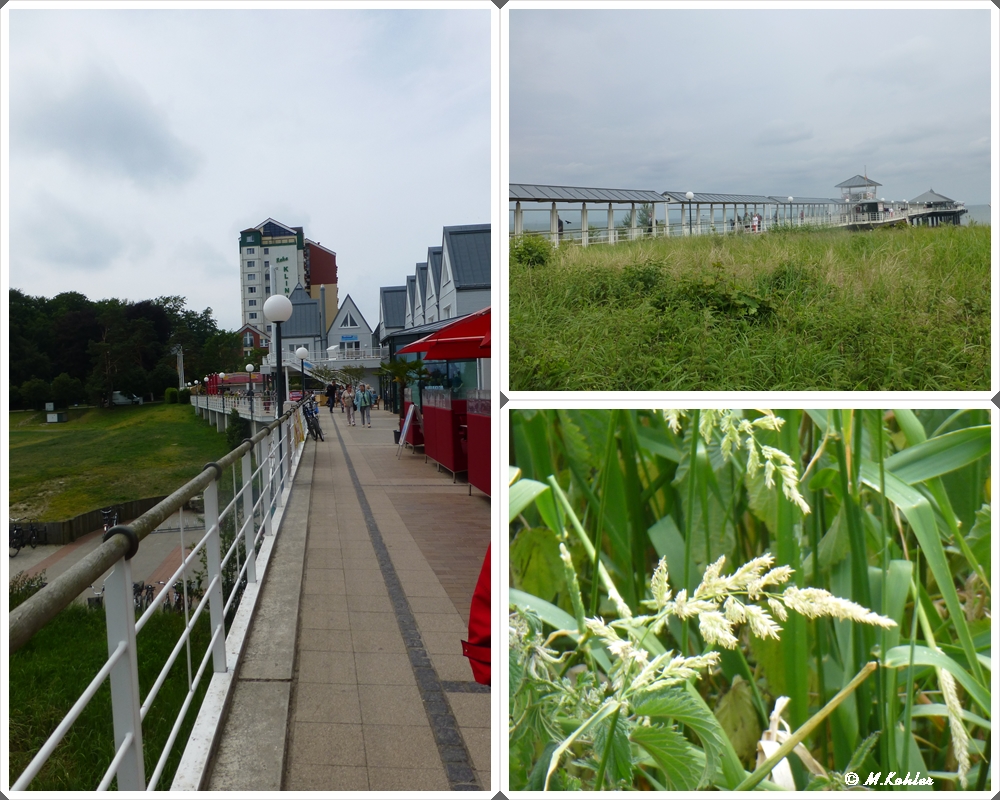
[8,403,231,521]
[7,603,212,790]
[509,224,990,391]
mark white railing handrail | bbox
[8,400,309,791]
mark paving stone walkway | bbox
[207,406,492,791]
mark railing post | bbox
[261,431,274,536]
[282,418,292,492]
[203,478,227,673]
[240,449,257,584]
[104,558,146,790]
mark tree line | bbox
[9,290,247,410]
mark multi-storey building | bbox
[238,219,338,339]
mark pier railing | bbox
[8,400,308,791]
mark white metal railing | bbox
[8,402,309,791]
[192,392,276,420]
[508,206,945,246]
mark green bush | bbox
[164,387,179,404]
[51,373,85,409]
[224,407,250,451]
[10,570,47,610]
[510,234,554,268]
[20,378,51,411]
[178,388,191,404]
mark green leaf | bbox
[509,478,550,522]
[509,589,612,673]
[594,715,634,785]
[713,676,761,766]
[883,426,990,485]
[966,503,991,582]
[544,700,621,790]
[509,648,524,698]
[817,506,850,567]
[509,527,565,601]
[884,645,990,714]
[860,461,986,689]
[630,724,701,790]
[635,427,684,463]
[632,687,727,788]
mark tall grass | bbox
[7,604,213,790]
[509,408,991,791]
[509,226,990,391]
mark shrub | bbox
[510,234,554,268]
[164,387,179,404]
[51,373,85,409]
[224,407,250,451]
[10,570,47,610]
[20,378,51,411]
[178,388,192,404]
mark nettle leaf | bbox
[509,527,565,601]
[630,723,702,790]
[632,687,727,787]
[509,648,524,698]
[593,716,634,785]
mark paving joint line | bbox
[332,416,480,791]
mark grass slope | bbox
[8,403,231,521]
[509,224,990,391]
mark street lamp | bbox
[219,373,226,408]
[685,191,694,236]
[263,294,293,419]
[246,363,255,422]
[295,346,310,399]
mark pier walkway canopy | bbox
[511,183,845,245]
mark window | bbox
[248,286,257,294]
[244,234,254,243]
[247,260,255,268]
[266,325,272,333]
[246,247,255,254]
[249,312,258,319]
[248,299,257,306]
[243,332,254,346]
[264,261,269,268]
[443,305,451,319]
[247,273,256,281]
[340,313,358,327]
[261,338,269,347]
[263,248,269,254]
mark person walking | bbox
[343,384,356,426]
[325,381,336,414]
[358,382,372,427]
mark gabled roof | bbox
[663,191,776,204]
[380,286,407,330]
[406,275,416,318]
[427,247,443,297]
[282,284,322,338]
[415,263,429,307]
[238,323,266,336]
[255,218,300,238]
[909,188,956,205]
[442,224,490,290]
[332,293,372,334]
[836,175,882,189]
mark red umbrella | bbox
[397,307,490,360]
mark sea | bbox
[961,204,992,226]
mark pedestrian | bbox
[325,381,336,414]
[343,384,355,425]
[358,382,372,427]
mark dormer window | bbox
[340,313,358,328]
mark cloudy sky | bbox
[5,7,491,331]
[510,7,991,206]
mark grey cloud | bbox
[16,194,125,270]
[753,123,814,147]
[14,65,200,187]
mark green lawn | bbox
[509,224,991,391]
[8,403,231,521]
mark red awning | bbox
[397,307,490,360]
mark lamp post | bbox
[219,372,226,409]
[685,191,694,236]
[295,346,310,399]
[263,295,293,419]
[246,363,255,423]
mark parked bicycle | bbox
[26,521,46,547]
[303,395,324,442]
[9,520,25,557]
[132,581,156,613]
[101,506,120,533]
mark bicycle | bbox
[9,520,25,558]
[26,521,44,549]
[303,395,324,442]
[101,506,120,533]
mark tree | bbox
[20,378,51,411]
[51,373,85,408]
[379,357,429,419]
[339,365,367,386]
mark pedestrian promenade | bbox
[206,405,492,791]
